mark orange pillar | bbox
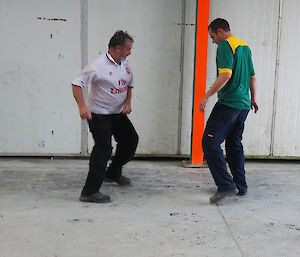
[191,0,210,164]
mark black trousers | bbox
[81,113,139,195]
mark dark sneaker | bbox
[79,192,111,203]
[105,175,132,186]
[209,190,237,204]
[237,190,247,196]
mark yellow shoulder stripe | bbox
[226,36,248,54]
[218,68,232,74]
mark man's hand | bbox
[72,85,92,119]
[79,105,92,120]
[122,102,132,114]
[250,77,258,113]
[198,73,231,113]
[251,100,259,113]
[199,95,209,113]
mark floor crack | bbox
[217,205,245,257]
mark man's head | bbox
[208,18,231,44]
[108,30,134,63]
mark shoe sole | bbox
[117,183,132,186]
[104,178,132,186]
[79,196,111,203]
[209,191,237,204]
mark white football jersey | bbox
[72,53,134,114]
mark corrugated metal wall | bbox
[0,0,81,155]
[273,0,300,157]
[86,0,184,156]
[207,0,299,158]
[207,0,280,157]
[0,0,299,158]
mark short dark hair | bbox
[108,30,134,49]
[208,18,230,34]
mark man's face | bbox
[118,39,133,61]
[208,28,223,45]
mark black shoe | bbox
[105,175,132,186]
[79,192,111,203]
[237,190,247,196]
[209,190,237,204]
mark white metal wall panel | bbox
[1,0,299,158]
[87,0,183,155]
[207,0,279,156]
[180,0,197,155]
[0,0,81,154]
[273,0,300,157]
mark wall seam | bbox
[80,0,89,156]
[270,0,283,156]
[177,0,186,155]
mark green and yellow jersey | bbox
[216,36,256,110]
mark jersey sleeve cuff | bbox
[71,79,85,88]
[218,68,232,74]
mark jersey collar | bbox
[106,52,121,65]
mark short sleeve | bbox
[128,68,134,88]
[72,64,95,88]
[249,53,256,78]
[217,41,234,75]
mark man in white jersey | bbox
[72,30,139,203]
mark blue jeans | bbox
[202,102,249,193]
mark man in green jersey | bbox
[199,18,258,204]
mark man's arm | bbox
[122,86,132,114]
[199,73,231,113]
[250,76,258,113]
[72,85,92,119]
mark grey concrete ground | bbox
[0,158,300,257]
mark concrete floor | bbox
[0,158,300,257]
